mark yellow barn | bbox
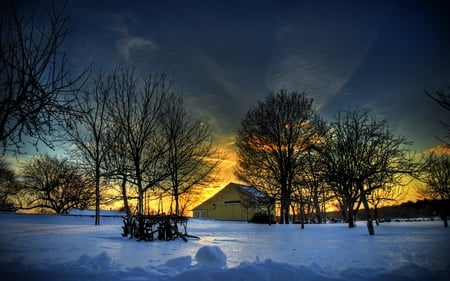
[192,182,269,221]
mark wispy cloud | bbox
[116,35,157,61]
[266,2,382,108]
[169,46,249,134]
[108,13,158,61]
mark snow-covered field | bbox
[0,213,449,281]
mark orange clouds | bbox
[429,144,450,155]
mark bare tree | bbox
[235,162,279,222]
[365,161,408,225]
[0,0,88,154]
[107,66,169,215]
[20,155,95,214]
[367,184,405,225]
[177,188,202,216]
[0,156,19,205]
[418,152,450,227]
[290,182,309,228]
[425,84,450,146]
[235,89,322,224]
[102,128,134,216]
[421,84,450,227]
[319,109,413,235]
[238,185,275,224]
[297,140,331,224]
[64,71,112,225]
[158,93,221,215]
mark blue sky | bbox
[7,0,450,155]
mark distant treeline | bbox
[326,199,450,222]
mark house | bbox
[192,182,270,221]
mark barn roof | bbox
[238,184,267,198]
[192,182,267,210]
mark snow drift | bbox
[0,213,449,281]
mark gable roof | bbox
[238,184,267,198]
[193,182,266,210]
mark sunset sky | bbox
[4,0,450,191]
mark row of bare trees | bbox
[0,2,96,215]
[318,110,415,234]
[235,88,450,234]
[420,85,450,227]
[0,67,221,221]
[0,154,96,214]
[0,2,220,223]
[235,90,325,225]
[64,67,220,224]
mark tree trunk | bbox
[299,203,305,229]
[121,175,131,215]
[174,191,179,216]
[138,189,144,215]
[267,205,272,226]
[284,202,291,224]
[360,189,374,235]
[347,205,355,228]
[442,206,448,228]
[374,205,379,226]
[279,208,285,224]
[95,170,100,226]
[341,207,348,224]
[279,192,290,224]
[313,194,322,224]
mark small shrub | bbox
[249,212,275,224]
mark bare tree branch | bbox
[158,93,222,215]
[319,109,414,234]
[0,0,89,154]
[20,155,96,214]
[235,89,322,224]
[106,66,169,215]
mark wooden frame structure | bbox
[122,214,197,242]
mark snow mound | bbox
[74,251,116,271]
[172,256,450,281]
[1,247,450,281]
[195,245,227,268]
[164,255,192,269]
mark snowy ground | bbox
[0,213,449,281]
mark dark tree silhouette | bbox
[319,109,413,235]
[235,89,322,224]
[64,71,112,225]
[0,156,19,205]
[158,93,221,215]
[237,184,275,224]
[295,148,332,225]
[0,1,88,154]
[103,127,135,216]
[425,84,450,146]
[418,152,450,227]
[20,155,95,214]
[366,178,406,225]
[106,66,169,215]
[235,163,279,222]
